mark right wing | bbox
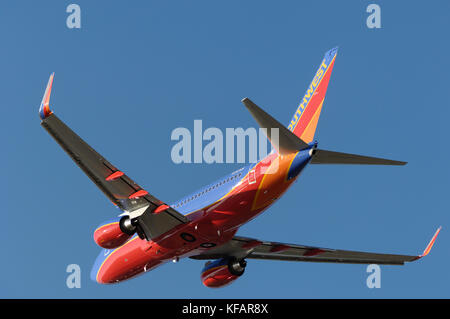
[190,227,441,265]
[38,74,188,240]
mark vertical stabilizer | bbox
[288,48,338,142]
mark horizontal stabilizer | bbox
[311,149,407,165]
[242,97,310,155]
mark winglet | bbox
[39,73,55,120]
[416,226,441,259]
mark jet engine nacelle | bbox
[94,216,135,249]
[201,258,246,288]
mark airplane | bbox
[39,47,440,288]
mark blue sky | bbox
[1,1,449,298]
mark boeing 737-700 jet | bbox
[39,48,440,287]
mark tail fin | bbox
[288,47,338,143]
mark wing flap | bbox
[247,243,415,265]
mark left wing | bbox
[38,74,188,240]
[190,227,441,265]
